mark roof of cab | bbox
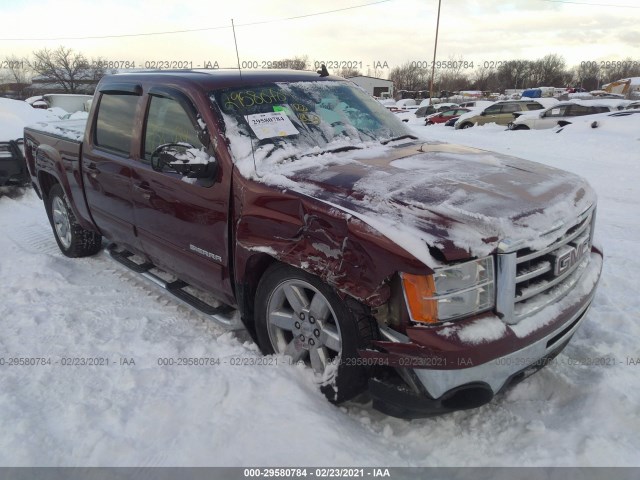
[101,69,344,92]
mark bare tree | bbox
[3,55,30,84]
[572,61,601,90]
[388,62,429,97]
[495,60,532,90]
[434,56,470,95]
[271,55,309,70]
[530,54,568,86]
[337,67,362,78]
[471,66,500,92]
[27,46,106,93]
[0,55,31,98]
[366,65,384,79]
[600,57,640,85]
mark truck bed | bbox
[25,118,86,144]
[23,119,88,227]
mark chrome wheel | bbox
[51,195,72,250]
[46,184,102,258]
[266,279,342,376]
[255,264,378,403]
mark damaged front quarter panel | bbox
[232,174,428,312]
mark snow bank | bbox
[0,99,639,467]
[0,98,64,142]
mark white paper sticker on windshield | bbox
[551,108,561,115]
[244,112,299,139]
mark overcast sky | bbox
[1,0,639,76]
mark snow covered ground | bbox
[1,116,639,467]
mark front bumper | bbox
[364,250,603,418]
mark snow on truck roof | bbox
[108,69,344,90]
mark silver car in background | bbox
[509,99,630,130]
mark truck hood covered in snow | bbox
[237,141,596,265]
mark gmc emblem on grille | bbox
[551,235,590,276]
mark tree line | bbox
[1,46,110,97]
[2,48,639,99]
[388,54,640,97]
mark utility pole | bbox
[429,0,442,105]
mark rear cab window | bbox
[94,94,139,154]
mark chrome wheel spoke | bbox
[309,292,330,322]
[284,339,308,363]
[283,283,309,314]
[320,325,342,353]
[268,309,295,331]
[52,197,71,248]
[309,346,329,374]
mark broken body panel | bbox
[23,70,602,417]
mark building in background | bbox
[346,75,394,99]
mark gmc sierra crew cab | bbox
[23,69,603,418]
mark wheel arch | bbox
[38,170,59,201]
[234,252,278,335]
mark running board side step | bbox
[107,244,243,330]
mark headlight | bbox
[401,256,495,324]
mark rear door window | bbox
[567,104,591,116]
[501,103,521,113]
[484,105,502,114]
[545,106,568,117]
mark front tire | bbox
[46,184,102,257]
[255,264,377,403]
[461,122,473,129]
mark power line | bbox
[1,0,393,41]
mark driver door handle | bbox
[133,182,154,201]
[86,162,98,179]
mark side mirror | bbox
[151,143,217,179]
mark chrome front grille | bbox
[496,205,595,324]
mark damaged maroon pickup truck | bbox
[23,70,602,418]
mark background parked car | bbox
[454,99,556,129]
[458,100,494,109]
[415,102,460,118]
[509,100,628,130]
[425,108,471,125]
[555,109,640,132]
[25,94,92,114]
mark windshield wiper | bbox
[273,145,364,164]
[297,145,363,159]
[380,134,418,145]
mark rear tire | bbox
[46,184,102,258]
[255,263,377,403]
